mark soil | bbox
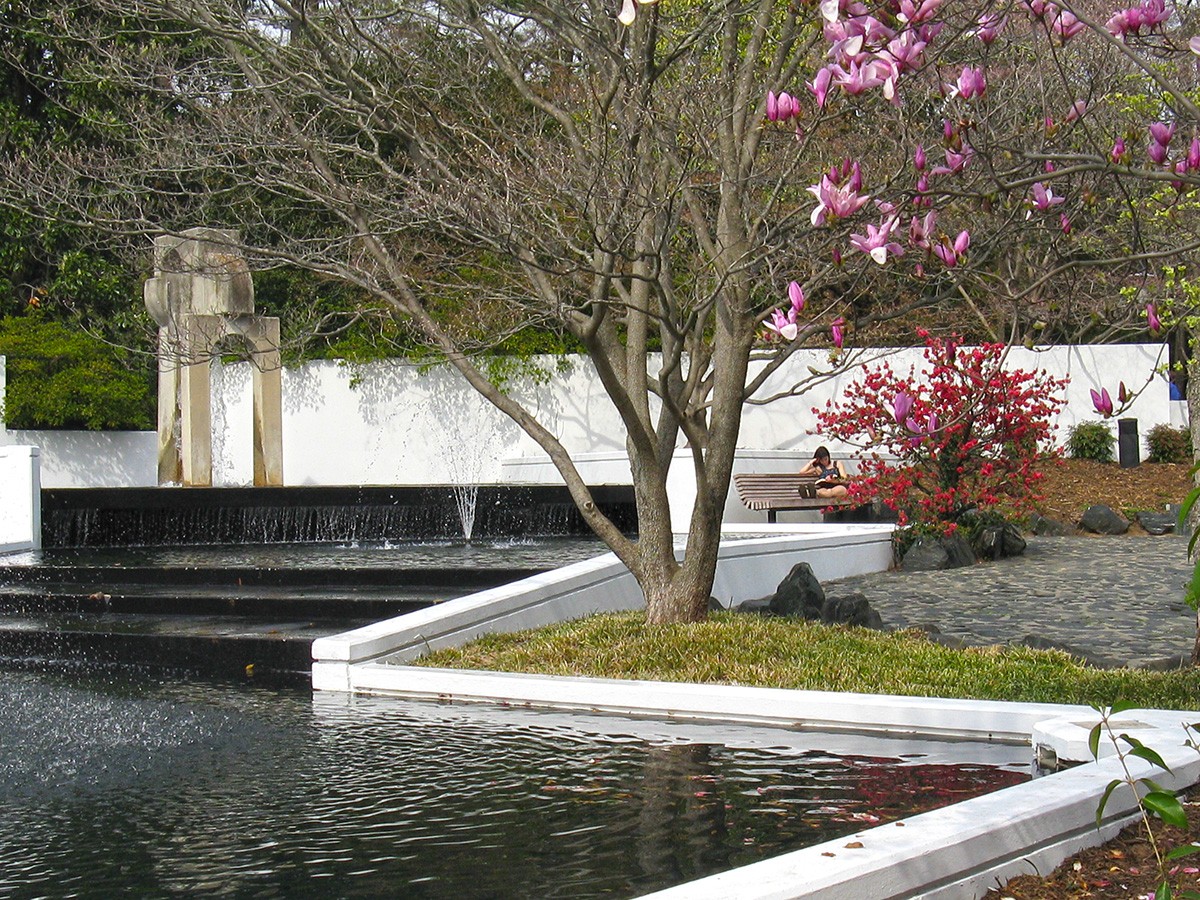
[985,457,1200,899]
[1031,458,1195,531]
[983,793,1200,899]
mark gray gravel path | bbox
[828,535,1197,668]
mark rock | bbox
[820,592,884,629]
[1028,513,1071,536]
[708,596,726,612]
[901,535,976,571]
[970,524,1027,560]
[1136,511,1176,536]
[735,596,773,616]
[1078,504,1130,535]
[767,562,826,618]
[1133,654,1191,671]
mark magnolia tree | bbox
[3,0,1200,626]
[814,331,1067,530]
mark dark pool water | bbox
[0,670,1029,898]
[1,537,611,571]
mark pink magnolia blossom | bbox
[1060,213,1071,234]
[849,216,905,264]
[1190,35,1200,55]
[1188,137,1200,170]
[1150,121,1176,146]
[932,146,973,175]
[763,307,799,341]
[897,0,941,25]
[955,66,986,100]
[892,391,914,423]
[831,317,846,348]
[1147,302,1162,333]
[909,210,937,249]
[1111,137,1127,163]
[1064,100,1087,124]
[808,174,870,226]
[934,230,970,267]
[1090,387,1114,416]
[1052,9,1085,40]
[885,32,927,71]
[788,280,806,313]
[1028,182,1065,213]
[808,67,834,108]
[913,144,927,171]
[975,13,1005,43]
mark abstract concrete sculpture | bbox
[144,227,282,486]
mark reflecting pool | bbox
[0,669,1029,898]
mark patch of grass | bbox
[417,612,1200,710]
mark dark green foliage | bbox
[1067,420,1116,462]
[0,315,154,429]
[1146,424,1193,464]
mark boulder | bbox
[901,534,976,571]
[820,592,884,629]
[1135,511,1176,536]
[1018,634,1117,669]
[970,523,1027,560]
[1027,513,1071,536]
[1078,504,1130,535]
[737,562,825,618]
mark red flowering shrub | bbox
[814,332,1067,531]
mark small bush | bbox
[1067,421,1115,462]
[1145,423,1193,464]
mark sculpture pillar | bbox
[144,228,283,486]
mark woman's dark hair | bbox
[814,445,830,461]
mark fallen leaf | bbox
[845,842,864,849]
[822,852,836,857]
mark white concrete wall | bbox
[0,343,1180,489]
[0,444,41,553]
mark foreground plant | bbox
[1091,702,1200,900]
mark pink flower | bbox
[913,144,927,171]
[850,216,905,264]
[975,13,1005,43]
[1150,121,1176,146]
[763,306,799,341]
[1091,387,1114,416]
[1188,137,1200,171]
[1111,137,1127,163]
[885,32,927,71]
[909,210,937,250]
[934,230,970,267]
[932,146,973,176]
[892,391,914,423]
[1029,182,1065,213]
[788,280,806,312]
[1064,100,1087,124]
[1052,9,1085,39]
[955,66,986,100]
[808,67,834,109]
[897,0,941,25]
[1147,302,1162,333]
[1060,213,1071,234]
[808,174,871,226]
[831,317,846,348]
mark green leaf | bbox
[1110,699,1141,716]
[1166,842,1200,861]
[1143,791,1189,829]
[1155,881,1171,900]
[1097,778,1124,826]
[1088,722,1103,761]
[1128,744,1174,774]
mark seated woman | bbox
[797,446,849,499]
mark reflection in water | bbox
[0,670,1028,898]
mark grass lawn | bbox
[418,611,1200,711]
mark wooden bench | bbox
[733,473,856,523]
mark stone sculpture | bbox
[144,227,282,486]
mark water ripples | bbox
[0,671,1028,899]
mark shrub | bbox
[812,331,1067,531]
[1145,423,1192,464]
[1066,421,1115,462]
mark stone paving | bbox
[827,534,1197,668]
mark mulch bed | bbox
[984,790,1200,898]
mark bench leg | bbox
[768,510,778,524]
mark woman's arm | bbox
[798,460,818,476]
[835,461,849,479]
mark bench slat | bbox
[732,473,854,521]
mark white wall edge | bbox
[311,526,896,666]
